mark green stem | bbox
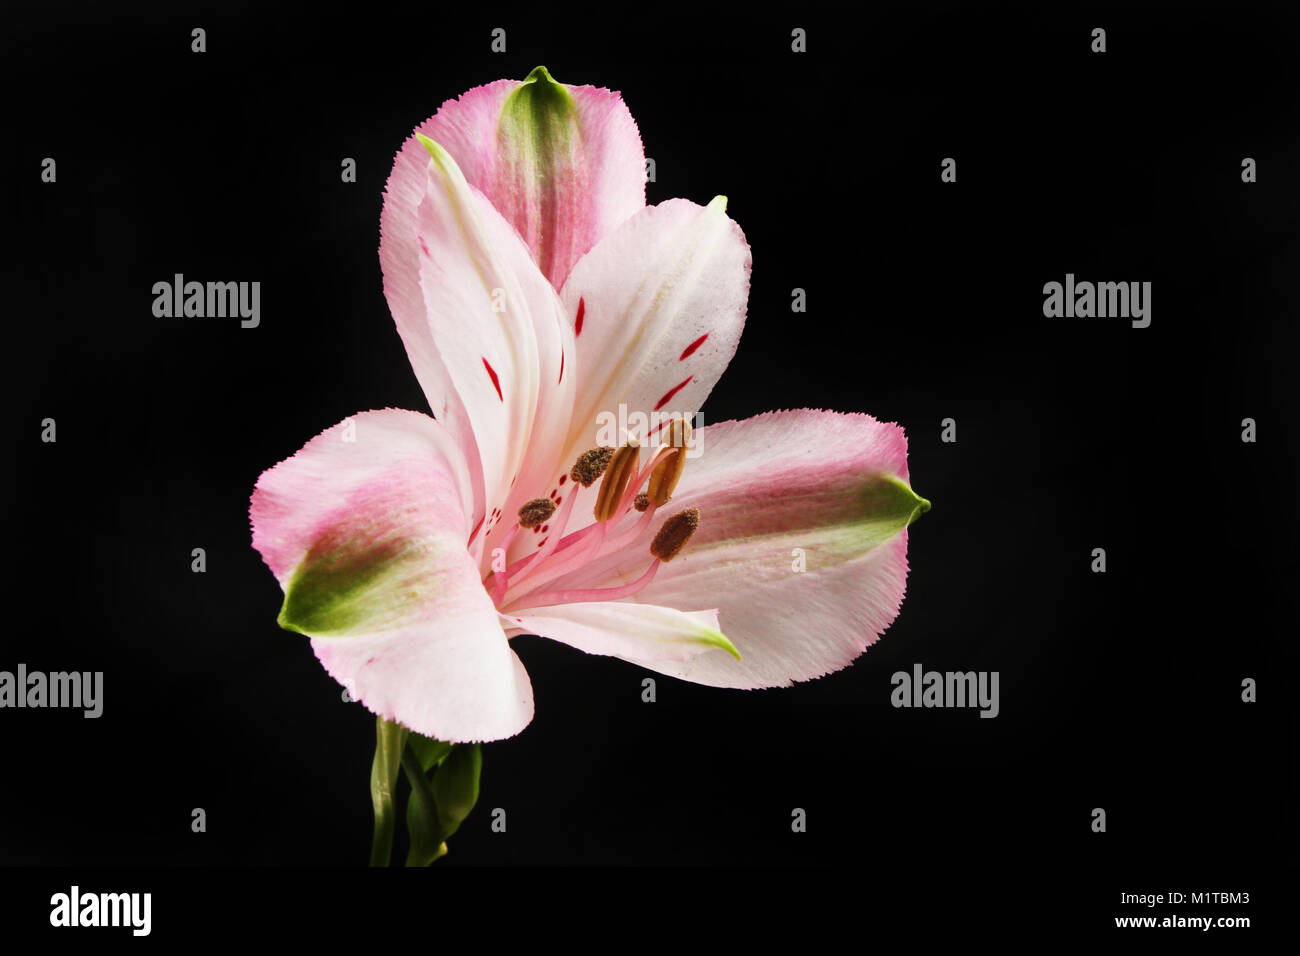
[369,717,408,867]
[402,747,447,866]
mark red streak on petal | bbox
[558,349,565,384]
[679,333,709,360]
[538,537,548,548]
[418,236,430,258]
[482,358,503,401]
[575,297,585,337]
[467,514,485,546]
[653,376,694,411]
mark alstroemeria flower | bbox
[251,69,929,742]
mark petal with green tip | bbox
[535,410,925,688]
[381,69,644,295]
[249,409,533,742]
[494,66,645,287]
[509,602,740,664]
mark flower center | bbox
[483,418,699,611]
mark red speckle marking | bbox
[555,496,562,505]
[654,376,693,411]
[418,236,430,258]
[575,297,585,337]
[558,349,565,384]
[482,358,503,401]
[538,537,548,548]
[558,474,566,485]
[541,524,549,533]
[679,333,709,360]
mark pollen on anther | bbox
[650,508,700,562]
[634,492,650,512]
[517,497,557,528]
[571,446,614,486]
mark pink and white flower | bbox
[250,68,929,742]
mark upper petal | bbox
[381,70,645,292]
[538,409,925,688]
[494,67,647,288]
[378,81,517,483]
[410,138,576,566]
[250,409,533,741]
[558,196,751,466]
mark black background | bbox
[3,0,1296,935]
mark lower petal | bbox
[510,601,738,663]
[630,533,909,688]
[250,408,533,741]
[314,624,533,744]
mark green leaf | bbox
[407,732,452,773]
[402,747,447,866]
[369,717,408,867]
[432,743,482,838]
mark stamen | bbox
[647,418,692,506]
[488,522,523,604]
[602,499,658,553]
[514,490,578,582]
[593,444,639,522]
[500,520,602,581]
[503,522,608,606]
[650,508,700,562]
[570,447,614,487]
[614,444,671,517]
[517,497,556,528]
[513,557,662,610]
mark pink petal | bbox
[491,74,647,287]
[509,602,737,663]
[381,73,646,292]
[250,409,533,741]
[409,139,576,569]
[557,196,751,466]
[539,409,924,688]
[378,82,517,502]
